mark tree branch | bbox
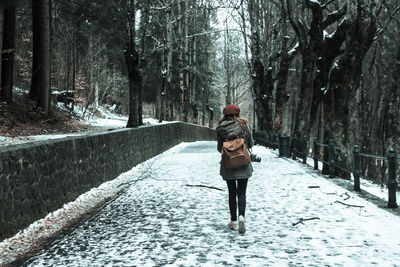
[334,200,364,208]
[374,5,400,41]
[322,4,347,28]
[340,192,350,200]
[321,0,337,9]
[117,160,156,188]
[186,184,225,191]
[292,217,320,226]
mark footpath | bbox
[20,141,400,266]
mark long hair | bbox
[218,114,249,131]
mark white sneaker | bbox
[238,215,245,233]
[228,221,237,229]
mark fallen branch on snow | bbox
[117,160,156,188]
[340,192,351,200]
[292,217,320,226]
[334,200,364,208]
[186,184,225,191]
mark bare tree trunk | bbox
[384,33,400,154]
[72,29,76,93]
[125,0,139,128]
[137,1,150,126]
[30,0,39,99]
[248,0,264,131]
[0,2,4,92]
[190,34,197,123]
[156,51,162,121]
[294,56,316,135]
[224,21,232,105]
[177,0,188,122]
[0,2,16,103]
[274,46,298,132]
[322,2,377,177]
[31,0,51,114]
[37,0,51,114]
[125,51,140,128]
[166,7,173,121]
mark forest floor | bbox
[0,94,113,138]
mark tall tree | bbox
[124,0,140,127]
[0,1,16,103]
[321,0,378,177]
[286,0,346,137]
[31,0,51,114]
[248,0,264,131]
[0,1,4,93]
[384,33,400,155]
[323,0,377,148]
[273,3,299,133]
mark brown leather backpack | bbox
[222,137,251,169]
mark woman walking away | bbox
[216,104,253,234]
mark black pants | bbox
[226,179,248,221]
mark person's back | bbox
[216,104,253,234]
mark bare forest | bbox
[0,0,399,183]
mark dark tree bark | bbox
[274,43,298,132]
[165,6,173,121]
[0,1,4,92]
[384,33,400,155]
[287,0,323,136]
[273,2,297,133]
[310,14,347,139]
[322,1,377,177]
[31,0,51,114]
[38,0,51,114]
[125,0,140,128]
[262,66,273,132]
[30,0,39,99]
[137,0,150,126]
[286,0,347,138]
[156,51,163,122]
[177,0,189,122]
[0,2,16,103]
[248,0,273,132]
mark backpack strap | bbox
[225,132,239,141]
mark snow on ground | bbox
[0,145,184,266]
[0,104,172,147]
[300,152,400,206]
[2,142,400,266]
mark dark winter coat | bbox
[216,119,254,180]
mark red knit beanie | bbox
[223,104,240,115]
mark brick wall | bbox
[0,122,215,241]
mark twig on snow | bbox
[308,185,320,188]
[340,192,350,200]
[326,192,338,195]
[334,200,364,208]
[292,217,320,226]
[117,160,156,188]
[186,184,225,191]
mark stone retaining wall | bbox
[0,122,215,241]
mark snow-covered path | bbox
[23,141,400,266]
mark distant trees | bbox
[138,0,218,125]
[1,0,219,126]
